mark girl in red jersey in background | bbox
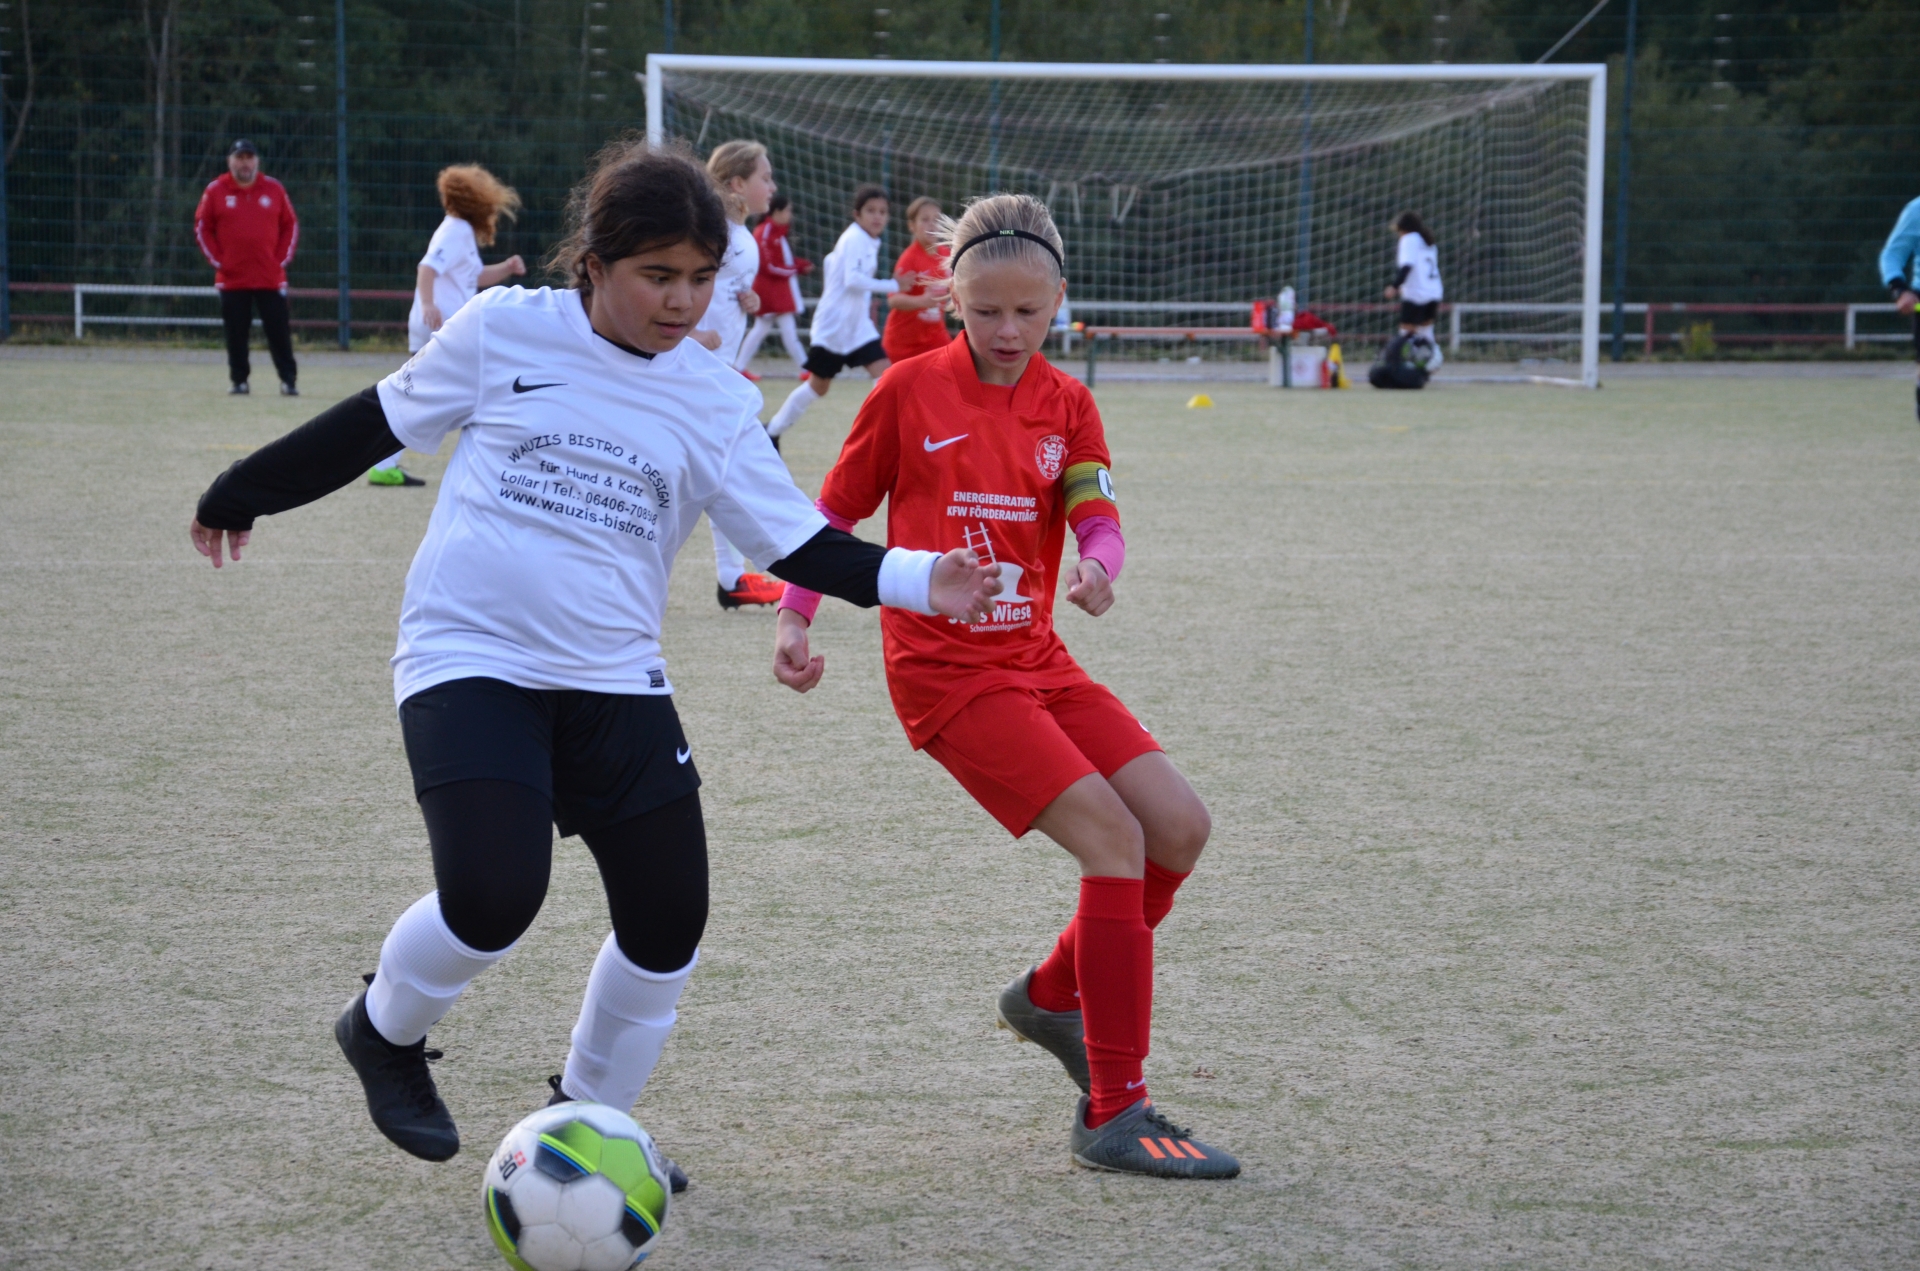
[881,195,951,365]
[770,194,1239,1179]
[735,192,812,372]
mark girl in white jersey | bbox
[1382,210,1444,374]
[371,164,527,488]
[763,183,899,442]
[695,140,789,609]
[187,141,998,1190]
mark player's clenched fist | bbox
[1066,558,1113,616]
[773,609,824,693]
[930,547,1001,624]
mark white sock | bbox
[365,892,513,1046]
[766,380,822,439]
[777,315,807,367]
[1416,324,1444,368]
[372,452,403,471]
[735,317,772,370]
[713,523,748,590]
[561,935,696,1111]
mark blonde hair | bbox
[905,195,942,224]
[941,193,1064,284]
[436,164,520,247]
[705,140,769,222]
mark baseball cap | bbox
[228,139,259,157]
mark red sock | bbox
[1028,860,1190,1014]
[1142,859,1190,929]
[1073,876,1152,1128]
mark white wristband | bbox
[877,547,941,615]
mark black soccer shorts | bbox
[399,676,700,838]
[1399,300,1440,326]
[802,338,888,379]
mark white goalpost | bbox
[644,55,1607,389]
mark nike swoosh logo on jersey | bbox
[676,746,691,764]
[924,434,968,451]
[512,376,566,393]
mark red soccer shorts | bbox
[923,680,1163,836]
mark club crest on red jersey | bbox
[1034,435,1067,481]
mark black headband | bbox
[951,227,1064,274]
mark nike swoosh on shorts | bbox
[676,746,691,764]
[923,434,968,451]
[512,376,565,393]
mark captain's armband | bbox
[1063,462,1117,518]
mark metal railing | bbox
[6,282,412,337]
[3,284,1906,352]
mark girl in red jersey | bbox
[770,194,1239,1179]
[881,195,952,364]
[735,193,812,371]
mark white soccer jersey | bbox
[408,215,484,352]
[808,221,897,354]
[377,286,828,704]
[694,220,759,364]
[1397,232,1443,305]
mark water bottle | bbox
[1277,286,1296,334]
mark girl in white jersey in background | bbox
[764,183,899,442]
[694,140,789,609]
[1383,210,1444,374]
[371,164,526,488]
[187,141,999,1192]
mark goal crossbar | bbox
[644,56,1608,388]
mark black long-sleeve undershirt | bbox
[196,386,400,531]
[1391,263,1413,289]
[192,385,890,607]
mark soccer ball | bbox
[483,1102,672,1271]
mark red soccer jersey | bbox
[819,334,1120,747]
[751,218,803,315]
[193,173,299,290]
[882,239,952,364]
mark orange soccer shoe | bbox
[717,572,786,609]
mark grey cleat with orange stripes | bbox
[1069,1096,1241,1179]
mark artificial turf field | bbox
[2,353,1917,1270]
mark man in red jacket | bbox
[193,139,301,396]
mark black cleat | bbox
[334,976,459,1161]
[280,381,299,397]
[545,1074,689,1194]
[229,381,250,395]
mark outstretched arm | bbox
[768,529,1000,693]
[189,386,403,567]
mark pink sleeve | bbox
[1072,515,1125,581]
[777,500,858,622]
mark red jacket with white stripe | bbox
[193,173,299,290]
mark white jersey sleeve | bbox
[379,297,486,452]
[705,412,829,567]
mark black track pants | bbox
[220,288,298,387]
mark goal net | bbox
[645,57,1605,386]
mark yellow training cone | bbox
[1187,393,1214,409]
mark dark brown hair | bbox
[852,183,889,215]
[547,137,730,300]
[1394,210,1433,246]
[436,164,520,247]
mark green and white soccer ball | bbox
[483,1101,671,1271]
